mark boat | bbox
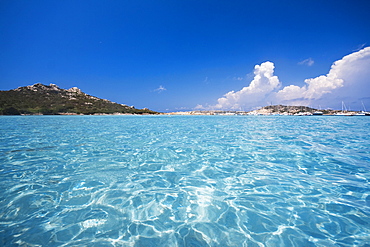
[335,112,353,116]
[294,112,313,116]
[360,102,370,116]
[354,102,370,116]
[313,111,323,115]
[335,102,353,116]
[354,112,366,116]
[313,105,323,115]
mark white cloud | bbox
[276,47,370,105]
[212,61,281,110]
[154,85,166,93]
[298,58,314,66]
[205,47,370,110]
[276,85,306,101]
[194,104,205,110]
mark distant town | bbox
[166,105,370,116]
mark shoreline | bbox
[1,112,368,116]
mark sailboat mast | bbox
[362,101,367,112]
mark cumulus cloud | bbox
[298,58,314,66]
[213,61,281,110]
[194,104,205,110]
[206,47,370,110]
[276,47,370,105]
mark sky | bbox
[1,0,370,112]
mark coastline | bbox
[163,110,363,116]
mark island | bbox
[0,83,158,115]
[166,105,367,116]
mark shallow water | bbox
[0,115,369,246]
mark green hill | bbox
[0,83,158,115]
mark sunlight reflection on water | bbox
[0,115,370,246]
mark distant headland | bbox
[0,83,158,115]
[166,104,369,116]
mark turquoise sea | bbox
[0,115,370,246]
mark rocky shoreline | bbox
[165,105,367,116]
[0,83,158,115]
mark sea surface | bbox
[0,115,370,246]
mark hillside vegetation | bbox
[0,83,158,115]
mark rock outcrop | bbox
[1,83,158,115]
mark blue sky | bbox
[1,0,370,112]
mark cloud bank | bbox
[206,47,370,110]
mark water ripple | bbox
[1,115,370,246]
